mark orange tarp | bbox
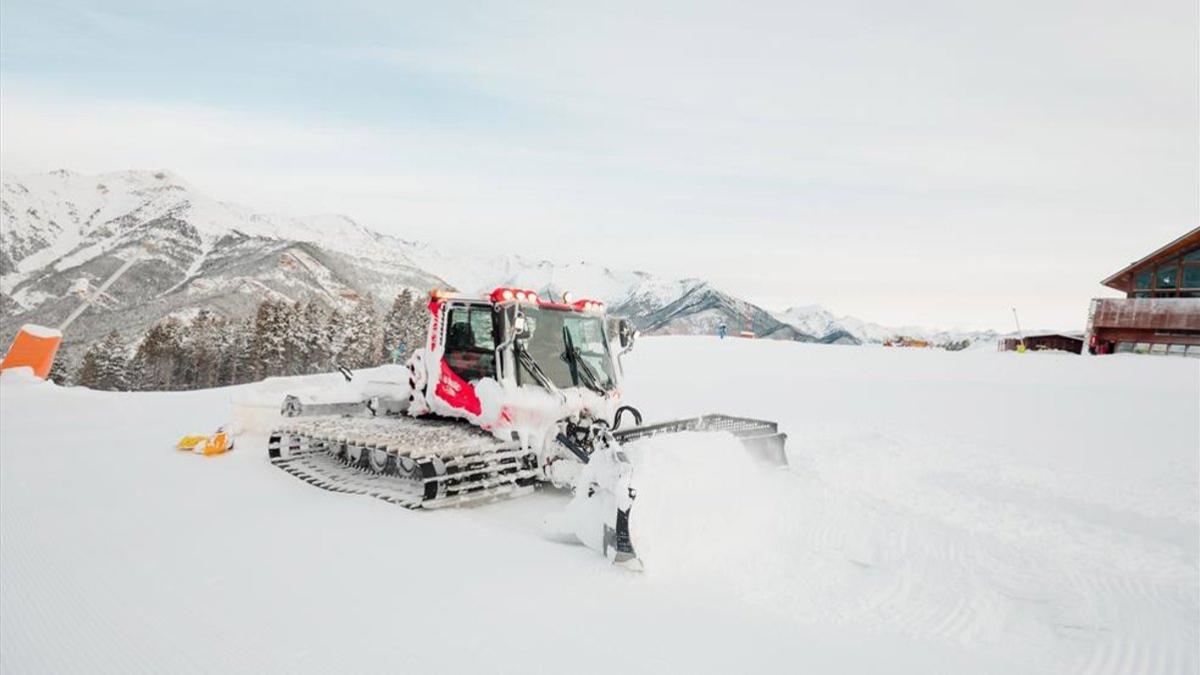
[0,325,63,379]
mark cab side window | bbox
[444,307,496,381]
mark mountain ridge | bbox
[1,169,1005,359]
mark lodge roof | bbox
[1101,227,1200,292]
[1025,332,1085,341]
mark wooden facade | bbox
[1087,228,1200,356]
[999,333,1084,354]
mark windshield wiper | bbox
[562,326,607,395]
[517,342,564,399]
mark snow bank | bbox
[0,366,49,386]
[1,337,1196,674]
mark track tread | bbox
[268,415,538,510]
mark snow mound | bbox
[0,366,47,386]
[628,432,789,582]
[1,337,1196,674]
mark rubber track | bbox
[268,415,539,509]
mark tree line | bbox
[60,290,429,391]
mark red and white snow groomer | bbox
[270,288,787,568]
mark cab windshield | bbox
[516,306,616,391]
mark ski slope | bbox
[1,338,1197,674]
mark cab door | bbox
[442,303,497,382]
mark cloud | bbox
[1,0,1196,329]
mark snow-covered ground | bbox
[1,338,1196,674]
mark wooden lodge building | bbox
[1085,227,1200,356]
[999,333,1084,354]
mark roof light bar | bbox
[571,299,605,312]
[490,287,542,304]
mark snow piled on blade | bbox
[627,432,790,583]
[626,431,919,623]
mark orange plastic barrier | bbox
[0,324,63,379]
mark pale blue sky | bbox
[2,0,1196,329]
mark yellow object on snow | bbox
[176,435,208,451]
[175,428,233,456]
[201,430,233,456]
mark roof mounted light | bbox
[570,298,604,312]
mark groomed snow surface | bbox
[1,338,1197,674]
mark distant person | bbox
[718,323,727,340]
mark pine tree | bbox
[383,289,427,364]
[345,298,383,368]
[290,300,330,374]
[383,290,413,363]
[251,299,295,379]
[95,331,129,390]
[76,331,129,391]
[132,319,183,390]
[383,292,407,362]
[48,354,71,386]
[214,317,252,385]
[231,318,256,384]
[186,310,224,389]
[400,291,429,358]
[76,343,102,389]
[324,306,351,368]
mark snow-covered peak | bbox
[775,305,840,338]
[772,304,1002,345]
[395,245,694,309]
[0,170,424,303]
[1,169,1007,346]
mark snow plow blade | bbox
[280,394,373,418]
[612,414,788,466]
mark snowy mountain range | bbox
[0,170,1000,358]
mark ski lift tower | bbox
[1012,307,1027,353]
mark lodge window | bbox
[1127,247,1199,298]
[1115,341,1200,358]
[1134,269,1152,290]
[1132,268,1152,297]
[1182,247,1200,292]
[1155,261,1178,290]
[444,306,496,381]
